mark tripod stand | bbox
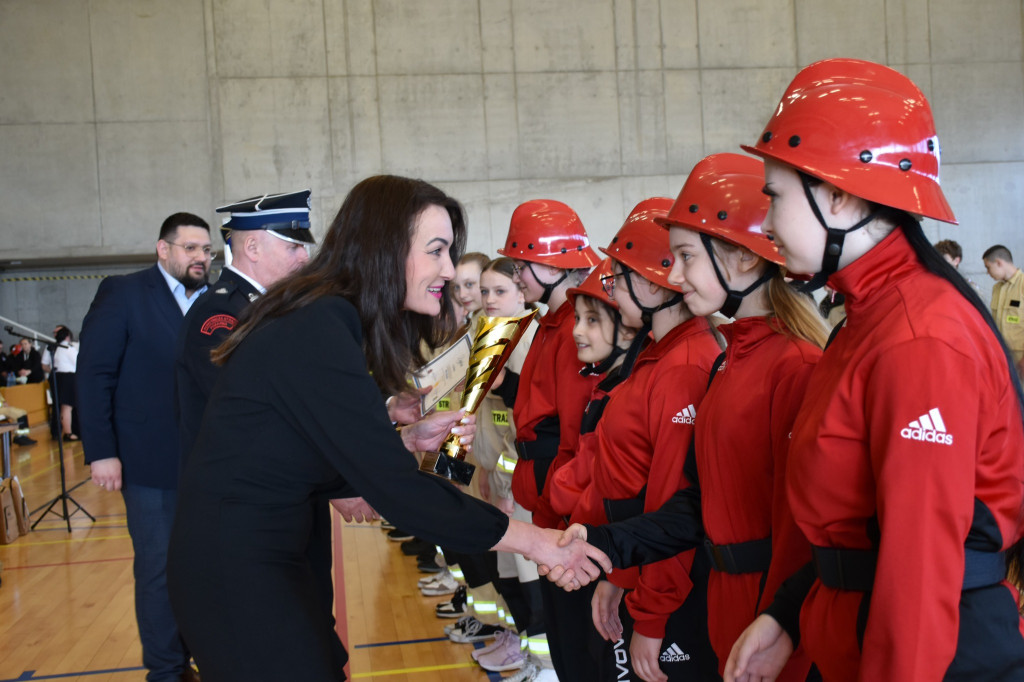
[0,315,94,532]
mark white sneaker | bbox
[418,567,449,588]
[420,570,459,596]
[476,631,526,672]
[502,659,539,681]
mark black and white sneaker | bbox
[449,619,506,643]
[435,585,467,618]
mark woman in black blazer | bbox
[167,176,609,681]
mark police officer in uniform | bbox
[175,189,314,460]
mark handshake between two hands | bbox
[530,523,609,591]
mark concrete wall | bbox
[1,0,1023,332]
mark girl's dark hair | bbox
[890,208,1024,595]
[213,175,467,397]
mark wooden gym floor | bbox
[0,428,509,681]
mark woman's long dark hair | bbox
[212,175,467,397]
[891,210,1024,596]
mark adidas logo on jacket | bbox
[900,407,953,446]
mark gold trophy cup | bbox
[419,308,538,485]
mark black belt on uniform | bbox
[603,486,647,523]
[704,537,773,575]
[515,434,558,462]
[812,545,1006,592]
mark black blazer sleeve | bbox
[77,275,132,464]
[586,444,704,569]
[264,297,509,553]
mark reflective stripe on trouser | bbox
[498,453,517,474]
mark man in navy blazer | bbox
[78,212,212,682]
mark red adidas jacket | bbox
[696,317,819,679]
[787,229,1024,681]
[511,301,598,528]
[548,375,619,518]
[573,316,720,636]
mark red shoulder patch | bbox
[200,314,238,336]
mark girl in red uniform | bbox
[496,199,602,679]
[558,156,828,682]
[577,198,722,681]
[548,258,641,522]
[726,59,1024,682]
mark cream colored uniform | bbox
[472,319,538,579]
[991,268,1024,365]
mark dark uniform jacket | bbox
[175,267,261,463]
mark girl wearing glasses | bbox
[558,154,828,682]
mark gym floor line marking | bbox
[31,522,128,532]
[7,533,131,547]
[354,636,449,648]
[350,661,482,678]
[1,666,145,681]
[4,556,133,571]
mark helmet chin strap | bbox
[621,266,684,328]
[699,233,778,318]
[580,314,626,377]
[525,262,568,306]
[797,173,877,293]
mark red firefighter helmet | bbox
[599,198,679,292]
[741,58,956,224]
[499,199,600,269]
[567,258,618,311]
[657,153,781,265]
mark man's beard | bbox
[172,263,209,290]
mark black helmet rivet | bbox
[762,131,773,143]
[826,243,842,256]
[788,135,801,147]
[511,241,517,248]
[927,139,935,151]
[717,210,727,221]
[560,247,567,253]
[689,204,699,213]
[625,241,634,249]
[899,158,912,171]
[577,245,583,251]
[859,150,873,163]
[528,243,535,250]
[661,259,671,267]
[612,236,619,243]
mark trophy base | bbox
[419,452,476,486]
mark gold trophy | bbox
[419,309,538,485]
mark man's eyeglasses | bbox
[166,241,216,260]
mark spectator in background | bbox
[50,325,80,442]
[12,338,44,383]
[935,239,982,296]
[984,244,1024,376]
[0,341,11,386]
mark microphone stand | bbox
[0,315,94,532]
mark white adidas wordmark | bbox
[672,404,696,425]
[660,642,690,663]
[900,407,953,446]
